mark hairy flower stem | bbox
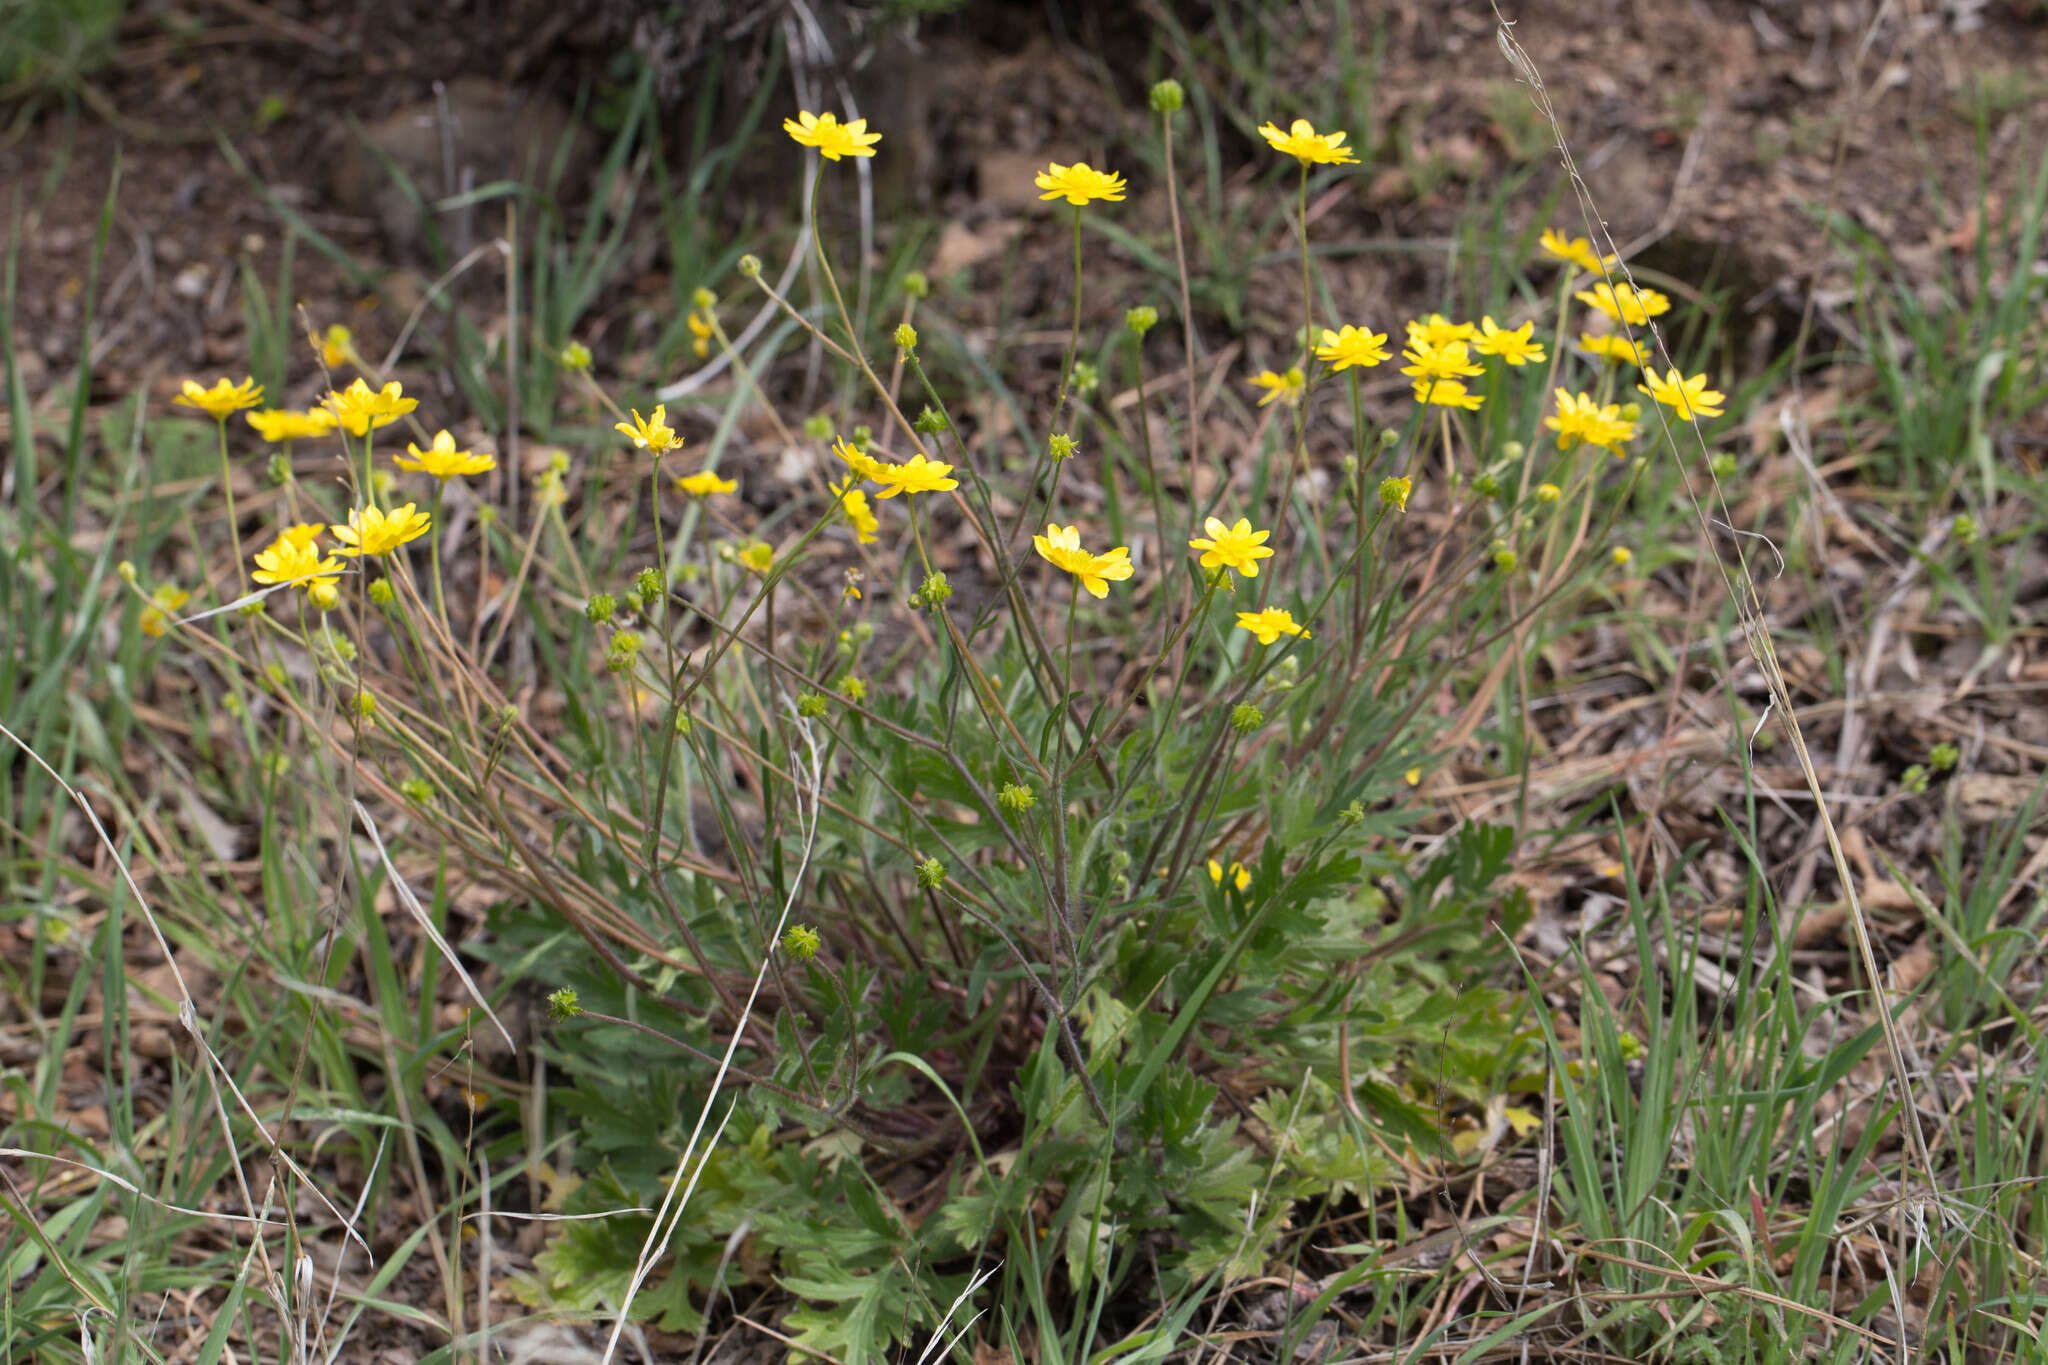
[1055,204,1083,420]
[1161,104,1201,505]
[1263,164,1315,611]
[214,419,247,593]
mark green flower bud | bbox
[915,857,946,889]
[1338,799,1365,825]
[371,469,396,501]
[1472,471,1501,498]
[803,413,833,441]
[222,693,246,718]
[478,504,499,525]
[585,593,617,625]
[118,560,137,583]
[1379,475,1412,512]
[1929,742,1959,772]
[400,777,434,803]
[1048,432,1077,462]
[903,270,930,298]
[1955,513,1980,546]
[267,453,292,487]
[1378,427,1401,450]
[559,340,592,370]
[1150,78,1185,114]
[606,630,642,673]
[1534,482,1561,505]
[691,286,716,311]
[1230,702,1264,734]
[1070,360,1100,396]
[919,571,952,608]
[238,599,266,617]
[852,425,874,451]
[782,924,821,961]
[998,782,1037,812]
[837,675,867,702]
[1125,305,1159,336]
[894,322,919,352]
[1900,764,1929,795]
[368,578,395,607]
[1618,401,1642,422]
[635,566,663,601]
[546,987,582,1021]
[851,621,875,643]
[673,710,692,735]
[797,691,828,718]
[1709,451,1738,481]
[354,691,377,722]
[737,254,761,278]
[1493,545,1519,573]
[914,405,949,435]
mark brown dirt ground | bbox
[7,0,2048,1358]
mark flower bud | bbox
[782,924,821,960]
[691,286,716,311]
[1534,482,1561,505]
[309,580,340,612]
[1230,702,1264,734]
[914,405,949,434]
[894,322,919,352]
[1049,432,1077,462]
[737,254,762,278]
[1070,360,1100,396]
[267,453,292,486]
[999,782,1036,812]
[1955,513,1980,546]
[915,857,946,889]
[1379,476,1412,512]
[635,566,663,601]
[803,413,833,441]
[1125,305,1158,336]
[1378,427,1401,450]
[797,691,828,718]
[837,675,867,702]
[918,570,953,608]
[585,593,617,625]
[559,340,592,370]
[368,578,395,606]
[1611,546,1633,567]
[1930,741,1959,771]
[1500,440,1524,462]
[118,560,137,583]
[1150,78,1185,114]
[903,270,930,298]
[400,777,434,803]
[546,987,582,1021]
[1709,451,1737,481]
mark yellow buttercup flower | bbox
[1400,339,1484,382]
[1405,314,1479,348]
[1576,282,1670,327]
[1546,389,1637,454]
[1314,325,1390,371]
[677,470,738,497]
[783,110,880,161]
[871,453,958,500]
[1258,118,1358,166]
[246,407,338,442]
[331,502,431,557]
[832,435,893,486]
[1189,516,1274,578]
[1235,607,1310,646]
[687,310,714,358]
[1473,317,1546,365]
[278,522,326,550]
[1034,161,1127,206]
[1611,546,1634,567]
[325,379,417,436]
[1412,379,1485,411]
[316,324,359,369]
[615,406,678,453]
[1538,228,1616,274]
[1032,523,1134,599]
[1207,858,1251,892]
[1250,367,1305,407]
[138,583,191,638]
[1579,332,1649,366]
[395,430,497,481]
[175,376,264,419]
[1638,367,1726,421]
[252,533,343,596]
[830,480,879,543]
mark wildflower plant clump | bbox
[128,72,1740,1364]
